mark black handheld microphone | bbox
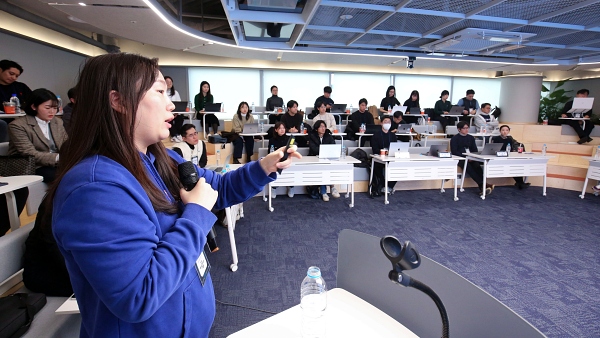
[178,161,219,253]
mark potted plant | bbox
[539,79,571,123]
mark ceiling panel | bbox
[541,31,600,45]
[433,19,515,37]
[355,34,410,46]
[300,29,357,43]
[340,0,401,6]
[513,46,552,56]
[405,0,498,14]
[308,6,386,30]
[375,12,455,34]
[403,38,438,48]
[545,3,600,26]
[477,0,585,20]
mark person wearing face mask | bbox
[490,125,530,190]
[371,116,397,194]
[231,101,256,164]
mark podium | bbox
[337,229,545,338]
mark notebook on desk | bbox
[172,101,188,112]
[242,123,259,134]
[449,105,464,114]
[318,144,342,160]
[207,154,232,173]
[204,103,222,112]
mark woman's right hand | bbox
[180,177,218,211]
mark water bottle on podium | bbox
[301,266,327,338]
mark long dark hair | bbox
[236,101,251,120]
[407,90,420,103]
[164,75,175,97]
[199,80,211,98]
[273,121,285,138]
[386,85,396,97]
[47,53,181,213]
[23,88,58,117]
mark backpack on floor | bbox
[0,293,47,338]
[368,175,383,198]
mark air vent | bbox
[421,28,536,53]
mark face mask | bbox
[383,123,391,131]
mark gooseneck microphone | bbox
[178,161,219,253]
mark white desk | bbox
[560,117,590,129]
[402,113,428,124]
[419,132,447,147]
[266,156,359,211]
[228,288,417,338]
[461,153,552,200]
[331,132,346,142]
[200,112,234,139]
[0,175,43,231]
[355,132,372,146]
[239,132,268,148]
[173,111,195,123]
[0,113,25,118]
[370,154,460,204]
[579,157,600,199]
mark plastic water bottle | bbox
[341,144,346,159]
[56,96,63,113]
[360,123,366,133]
[387,105,391,113]
[595,145,600,159]
[300,266,327,338]
[300,123,305,134]
[260,122,264,133]
[270,144,275,153]
[251,102,255,113]
[542,144,547,156]
[9,94,20,113]
[216,149,221,166]
[222,164,230,174]
[220,103,224,112]
[506,143,511,153]
[186,101,192,112]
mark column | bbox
[499,76,543,123]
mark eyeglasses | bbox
[186,132,198,137]
[460,126,470,130]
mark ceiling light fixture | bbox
[340,15,353,20]
[78,2,86,6]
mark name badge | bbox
[496,151,508,157]
[191,156,199,166]
[195,249,211,286]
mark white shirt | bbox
[168,90,181,102]
[35,116,51,140]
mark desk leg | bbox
[224,207,239,272]
[203,114,207,140]
[460,161,467,192]
[188,113,193,124]
[453,178,459,201]
[6,191,20,231]
[262,186,267,201]
[543,173,547,197]
[268,183,274,212]
[580,176,589,199]
[350,182,354,208]
[440,179,445,193]
[481,160,488,200]
[384,161,389,205]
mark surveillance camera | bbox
[407,56,416,69]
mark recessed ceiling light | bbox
[131,21,137,24]
[68,15,87,23]
[340,15,353,20]
[78,2,86,6]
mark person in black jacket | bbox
[347,98,374,145]
[266,85,284,124]
[491,125,530,189]
[371,116,398,194]
[432,90,452,134]
[402,90,421,124]
[451,121,493,196]
[379,86,401,120]
[269,122,294,198]
[561,89,594,144]
[308,120,340,201]
[310,86,334,119]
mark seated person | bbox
[268,122,294,198]
[61,87,76,135]
[450,121,494,196]
[312,101,337,133]
[23,195,73,296]
[308,120,340,201]
[280,100,308,147]
[311,86,334,119]
[172,124,207,168]
[231,101,256,164]
[473,103,499,131]
[432,90,452,134]
[390,111,410,142]
[561,88,594,144]
[266,85,284,124]
[456,89,479,122]
[0,59,32,109]
[347,98,374,146]
[379,86,401,121]
[490,125,530,190]
[0,184,28,237]
[371,116,398,194]
[8,88,67,183]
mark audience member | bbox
[390,111,410,142]
[347,98,374,146]
[490,125,530,190]
[194,80,219,134]
[172,124,207,168]
[61,87,76,135]
[22,195,73,296]
[0,59,32,105]
[456,89,479,121]
[8,88,67,183]
[308,120,340,201]
[268,122,294,198]
[310,86,334,118]
[165,76,185,142]
[266,85,284,124]
[561,88,594,144]
[231,101,256,164]
[379,86,401,120]
[164,76,181,101]
[312,101,336,133]
[450,121,493,196]
[432,90,452,133]
[280,100,307,147]
[473,103,499,130]
[371,116,398,194]
[403,90,420,111]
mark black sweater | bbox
[433,100,452,117]
[380,96,400,109]
[268,135,289,150]
[349,110,374,132]
[308,130,335,156]
[450,133,478,157]
[371,129,398,155]
[266,95,284,111]
[490,135,520,151]
[280,112,304,131]
[403,99,420,110]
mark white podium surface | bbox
[228,288,418,338]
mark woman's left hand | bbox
[259,144,302,175]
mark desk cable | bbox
[215,299,278,314]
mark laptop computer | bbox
[409,107,421,114]
[479,143,504,155]
[449,105,464,114]
[172,101,188,112]
[395,124,412,134]
[242,123,259,134]
[391,105,407,114]
[364,124,381,134]
[209,153,233,173]
[318,144,342,160]
[388,142,409,157]
[331,104,347,114]
[428,144,448,157]
[204,103,222,112]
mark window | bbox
[452,78,501,108]
[263,70,329,112]
[394,75,452,108]
[188,68,260,114]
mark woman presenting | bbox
[49,53,299,338]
